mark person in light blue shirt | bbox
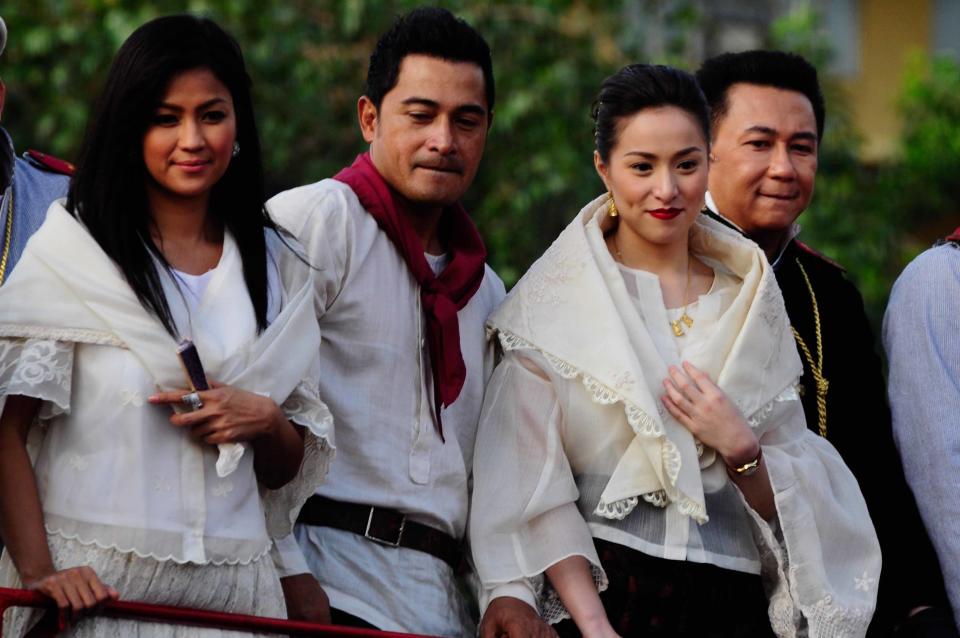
[884,228,960,635]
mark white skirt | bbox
[1,533,285,637]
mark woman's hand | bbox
[149,382,286,445]
[149,382,305,489]
[662,362,776,519]
[25,566,119,617]
[661,361,759,467]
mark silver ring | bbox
[181,392,203,411]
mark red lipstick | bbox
[648,208,683,220]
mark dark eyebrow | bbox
[744,125,818,143]
[744,125,777,136]
[790,131,819,143]
[673,146,703,158]
[400,97,487,117]
[401,97,440,109]
[156,97,228,112]
[623,146,703,160]
[456,104,488,117]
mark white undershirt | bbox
[172,268,217,311]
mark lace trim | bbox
[742,484,873,638]
[540,562,608,625]
[497,329,708,524]
[44,526,272,567]
[746,383,801,429]
[805,594,875,638]
[0,338,73,415]
[0,323,124,346]
[263,378,336,539]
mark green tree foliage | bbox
[896,54,960,230]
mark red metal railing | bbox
[0,587,438,637]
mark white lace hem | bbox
[42,525,273,567]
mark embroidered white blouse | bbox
[0,203,334,567]
[470,195,881,637]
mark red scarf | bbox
[948,226,960,242]
[334,153,487,439]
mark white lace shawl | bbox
[473,194,881,636]
[488,194,801,521]
[0,203,334,565]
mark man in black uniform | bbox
[696,50,956,637]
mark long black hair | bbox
[67,14,275,335]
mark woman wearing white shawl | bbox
[0,16,332,636]
[471,65,879,637]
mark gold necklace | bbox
[612,234,694,336]
[669,260,694,337]
[0,192,13,286]
[790,258,829,438]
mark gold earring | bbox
[608,193,619,218]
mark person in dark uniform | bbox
[0,16,73,287]
[696,49,957,638]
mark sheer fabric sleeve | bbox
[261,376,335,540]
[743,388,881,637]
[470,351,605,623]
[0,338,73,420]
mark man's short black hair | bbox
[365,7,494,114]
[696,50,825,139]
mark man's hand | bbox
[280,573,331,624]
[480,596,557,638]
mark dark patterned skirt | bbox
[554,538,776,638]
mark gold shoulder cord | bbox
[0,194,13,286]
[790,258,829,437]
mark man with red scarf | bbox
[885,226,960,634]
[267,8,550,637]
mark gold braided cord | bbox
[790,258,829,438]
[0,193,13,286]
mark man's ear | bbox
[358,95,378,143]
[593,150,610,190]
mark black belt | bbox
[296,495,461,570]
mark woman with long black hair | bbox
[0,15,332,635]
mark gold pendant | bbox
[670,313,694,337]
